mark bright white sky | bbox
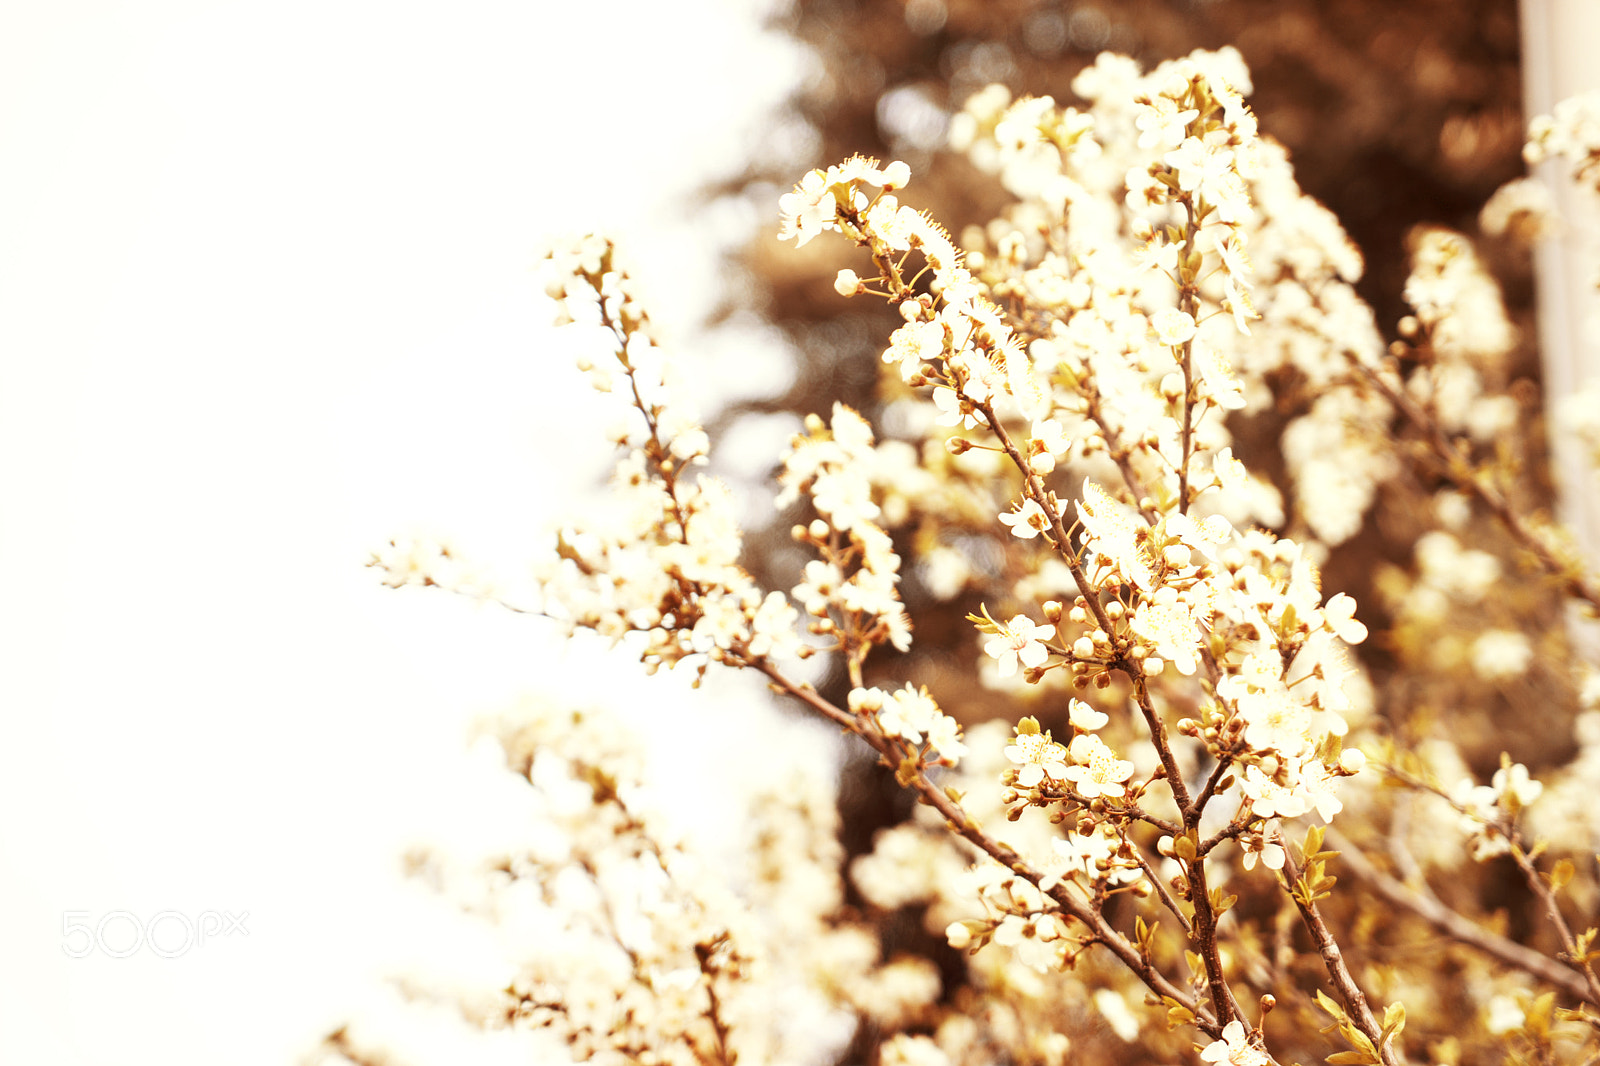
[0,2,822,1062]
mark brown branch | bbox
[1510,842,1600,1006]
[1035,785,1182,837]
[1352,357,1600,612]
[1131,847,1193,936]
[1325,827,1595,1004]
[1081,385,1162,524]
[1175,192,1202,516]
[1186,855,1247,1026]
[1277,837,1406,1066]
[1192,754,1237,818]
[753,657,1224,1040]
[978,405,1196,817]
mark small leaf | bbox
[1550,858,1575,894]
[1326,1052,1378,1065]
[1381,1000,1406,1039]
[1526,992,1555,1039]
[1163,996,1195,1029]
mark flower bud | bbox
[1338,748,1367,775]
[1073,637,1096,659]
[881,160,911,189]
[1042,600,1063,623]
[833,269,861,297]
[946,436,972,455]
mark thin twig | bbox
[1510,843,1600,1006]
[1351,356,1600,611]
[1277,835,1406,1066]
[1325,827,1594,1004]
[753,657,1226,1041]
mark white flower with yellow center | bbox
[1151,308,1198,347]
[1199,1020,1269,1066]
[1065,734,1135,798]
[998,498,1051,540]
[985,614,1055,676]
[883,319,945,381]
[1004,730,1069,788]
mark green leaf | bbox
[1381,1000,1406,1039]
[1302,824,1326,861]
[1135,915,1160,953]
[1526,992,1555,1039]
[1550,858,1575,894]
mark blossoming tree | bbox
[344,47,1600,1066]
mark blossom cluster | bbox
[353,50,1600,1066]
[1527,90,1600,191]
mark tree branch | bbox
[1325,827,1595,1004]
